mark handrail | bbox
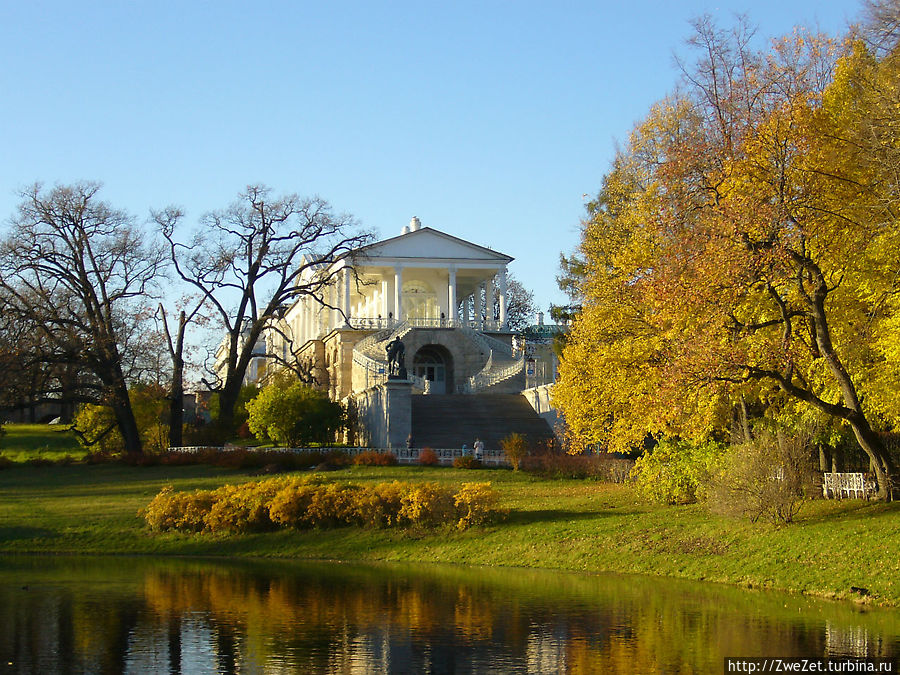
[352,320,420,392]
[352,320,520,394]
[455,323,514,358]
[463,354,524,392]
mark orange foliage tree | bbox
[555,16,900,499]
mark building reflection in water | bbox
[1,557,898,673]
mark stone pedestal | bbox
[382,379,412,449]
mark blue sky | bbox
[0,1,858,316]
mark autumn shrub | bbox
[500,433,529,471]
[520,453,634,481]
[354,450,398,466]
[453,482,505,529]
[452,454,481,469]
[353,481,409,527]
[418,448,439,466]
[305,482,363,527]
[143,478,503,533]
[630,438,726,505]
[267,478,320,527]
[204,478,289,533]
[708,432,816,523]
[398,482,456,527]
[142,486,216,533]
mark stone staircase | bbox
[410,393,555,451]
[353,324,524,394]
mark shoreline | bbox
[1,463,898,608]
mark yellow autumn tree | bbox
[555,17,899,498]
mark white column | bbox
[381,279,390,321]
[463,294,470,324]
[474,283,483,330]
[448,267,457,324]
[330,279,339,331]
[394,266,404,323]
[485,276,494,328]
[343,267,352,325]
[498,268,508,328]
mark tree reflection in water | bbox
[0,557,898,673]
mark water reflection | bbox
[0,556,898,674]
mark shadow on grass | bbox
[0,526,59,543]
[504,509,612,526]
[796,499,900,526]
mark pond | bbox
[0,556,898,673]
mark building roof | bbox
[355,226,513,265]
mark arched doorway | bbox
[412,345,454,394]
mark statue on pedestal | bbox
[385,336,407,379]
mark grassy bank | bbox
[0,461,898,606]
[0,423,84,462]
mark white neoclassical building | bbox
[264,218,555,449]
[278,217,512,341]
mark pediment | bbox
[356,227,513,264]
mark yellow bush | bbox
[453,482,505,530]
[398,482,455,527]
[268,480,320,527]
[142,477,501,533]
[204,478,289,533]
[142,486,215,533]
[353,480,409,528]
[304,482,362,527]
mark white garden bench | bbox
[821,472,875,499]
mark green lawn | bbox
[0,423,84,462]
[1,461,898,606]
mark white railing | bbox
[462,353,524,393]
[352,321,403,357]
[347,317,395,330]
[352,320,431,392]
[455,323,515,357]
[167,445,510,466]
[351,319,520,394]
[345,316,506,332]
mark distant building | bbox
[244,218,558,450]
[213,331,268,388]
[519,312,568,389]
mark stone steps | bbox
[410,393,555,452]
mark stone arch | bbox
[412,344,454,394]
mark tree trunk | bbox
[807,276,894,499]
[818,445,828,472]
[108,368,142,455]
[168,364,184,449]
[216,377,242,433]
[846,414,895,501]
[739,395,752,444]
[112,397,142,455]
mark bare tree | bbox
[862,0,900,53]
[0,183,165,453]
[458,272,537,332]
[156,294,207,448]
[156,185,372,431]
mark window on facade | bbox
[403,280,438,320]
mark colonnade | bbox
[281,263,510,351]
